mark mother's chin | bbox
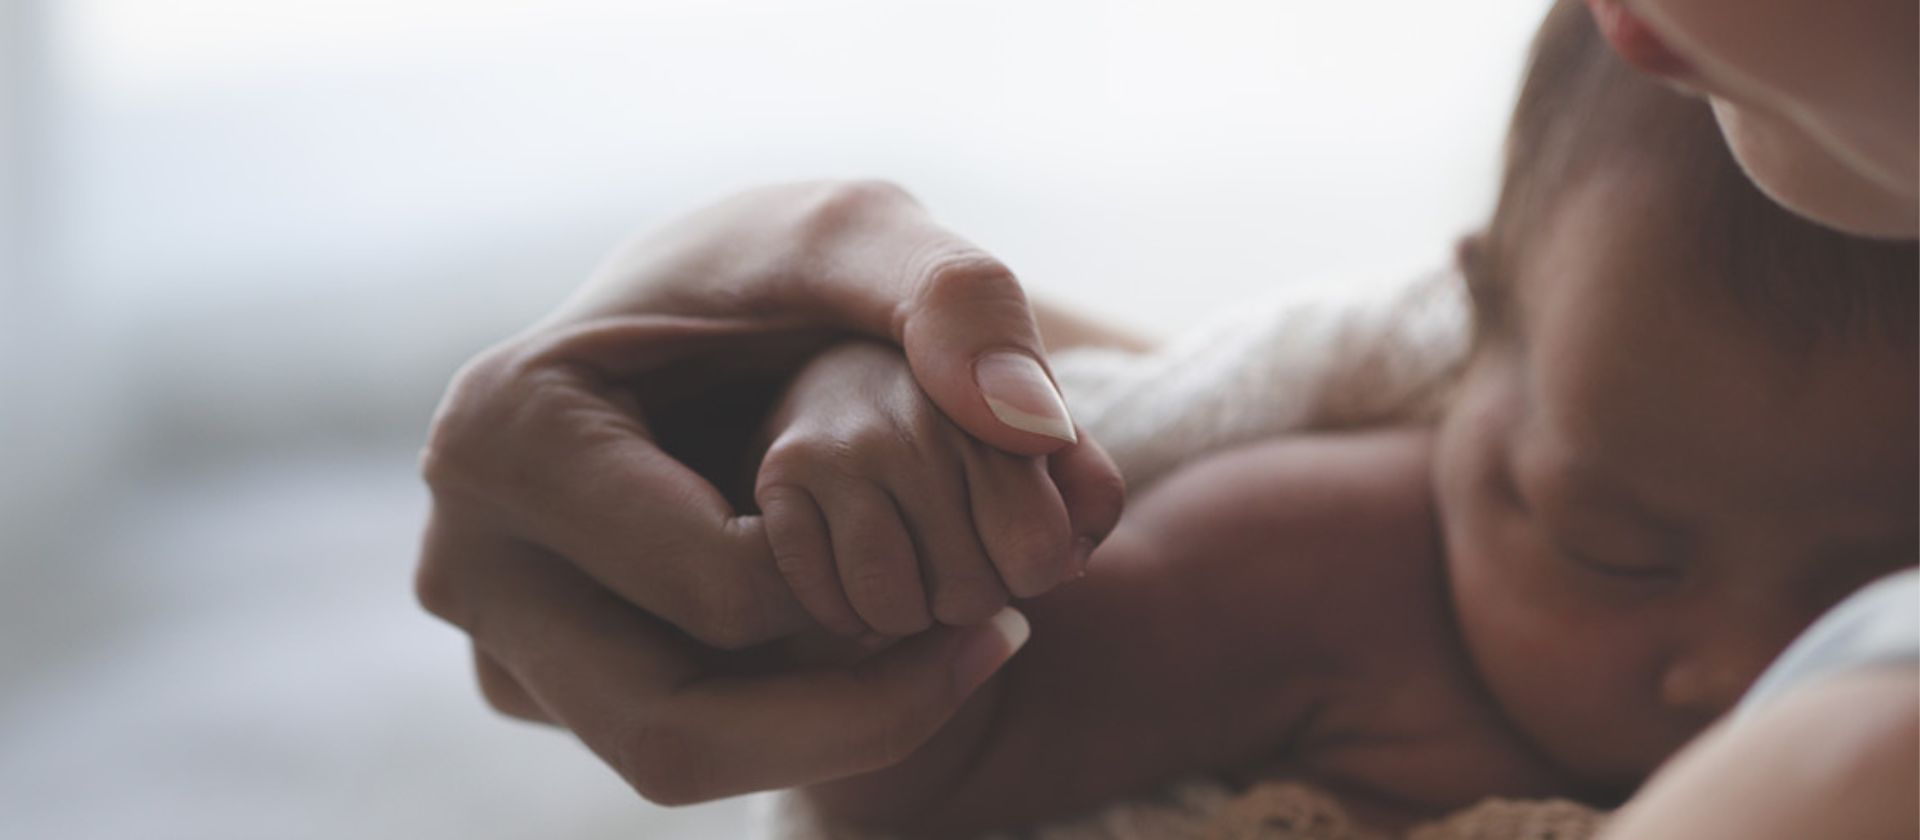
[1709,97,1919,240]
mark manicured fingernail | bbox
[952,607,1031,694]
[975,352,1076,443]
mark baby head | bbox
[1432,0,1917,796]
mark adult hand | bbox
[415,180,1126,803]
[1596,666,1917,840]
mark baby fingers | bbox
[815,480,933,637]
[758,483,868,638]
[886,467,1009,627]
[964,446,1075,599]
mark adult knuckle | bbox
[794,179,912,243]
[615,718,710,805]
[418,348,518,495]
[837,178,912,204]
[816,179,911,219]
[474,667,542,722]
[475,682,523,719]
[412,530,472,625]
[418,396,469,492]
[917,249,1023,311]
[412,556,461,623]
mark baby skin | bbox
[751,165,1918,836]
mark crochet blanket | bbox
[766,779,1605,840]
[759,266,1609,839]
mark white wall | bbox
[30,0,1543,468]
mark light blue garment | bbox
[1737,568,1919,716]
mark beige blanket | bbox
[768,779,1604,840]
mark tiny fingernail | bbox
[975,352,1076,443]
[1070,536,1096,577]
[952,607,1031,694]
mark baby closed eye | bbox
[1552,540,1683,581]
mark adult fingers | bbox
[421,345,809,649]
[758,483,868,639]
[638,608,1032,804]
[421,529,709,801]
[426,511,1031,805]
[417,505,696,714]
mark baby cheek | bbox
[1500,525,1679,720]
[1465,527,1672,749]
[1468,501,1654,675]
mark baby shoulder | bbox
[1126,427,1440,563]
[1104,428,1448,668]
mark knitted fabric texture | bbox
[1047,265,1469,493]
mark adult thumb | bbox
[895,252,1080,457]
[884,241,1125,548]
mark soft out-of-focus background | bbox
[0,2,1547,837]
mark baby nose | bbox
[1658,635,1779,718]
[1659,660,1746,717]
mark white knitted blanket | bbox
[1049,265,1468,492]
[758,266,1608,840]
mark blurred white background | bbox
[0,1,1546,837]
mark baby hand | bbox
[755,341,1086,638]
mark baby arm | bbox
[793,422,1440,835]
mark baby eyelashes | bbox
[754,341,1086,640]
